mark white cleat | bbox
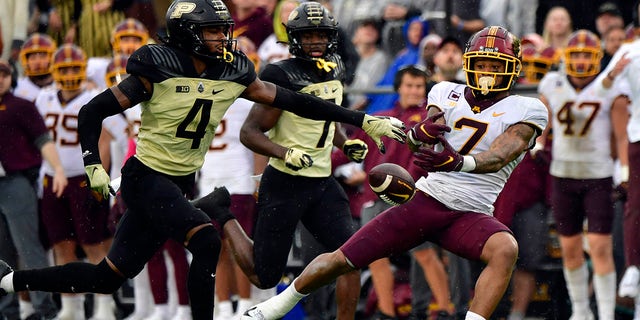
[241,307,265,320]
[568,311,594,320]
[619,266,640,298]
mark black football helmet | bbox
[165,0,235,61]
[285,2,338,59]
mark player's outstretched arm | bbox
[78,76,150,197]
[241,78,406,153]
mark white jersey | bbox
[603,40,640,142]
[86,57,110,91]
[415,81,548,215]
[198,98,255,195]
[539,71,618,179]
[14,77,53,102]
[35,88,100,177]
[103,113,130,179]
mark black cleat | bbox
[0,260,13,296]
[191,186,235,227]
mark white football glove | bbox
[284,148,313,171]
[361,115,406,153]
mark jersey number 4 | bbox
[176,98,212,149]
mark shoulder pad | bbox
[207,50,257,87]
[127,45,197,83]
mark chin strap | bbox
[222,47,234,63]
[314,58,337,72]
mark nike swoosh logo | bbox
[388,192,410,201]
[212,89,224,95]
[420,124,436,138]
[492,111,506,117]
[435,156,454,167]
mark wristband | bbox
[460,155,476,172]
[457,21,464,31]
[620,165,629,182]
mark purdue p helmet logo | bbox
[170,3,196,18]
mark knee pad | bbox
[93,260,127,293]
[186,226,222,262]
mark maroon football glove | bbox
[413,135,464,172]
[407,112,451,151]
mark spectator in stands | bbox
[479,0,536,39]
[595,2,625,40]
[348,19,390,111]
[231,0,273,48]
[601,26,626,70]
[416,34,442,78]
[418,0,485,47]
[541,6,572,50]
[365,16,429,114]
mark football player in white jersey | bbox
[35,44,115,320]
[240,26,548,320]
[86,18,149,91]
[601,2,640,316]
[538,29,628,320]
[14,34,57,102]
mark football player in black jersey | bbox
[214,2,365,318]
[0,0,406,320]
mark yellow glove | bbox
[361,115,406,153]
[84,164,111,198]
[342,139,368,163]
[284,148,313,171]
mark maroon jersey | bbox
[0,92,50,173]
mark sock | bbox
[173,305,190,318]
[94,294,114,315]
[236,298,254,316]
[593,272,616,320]
[507,311,524,320]
[254,279,307,319]
[465,311,486,320]
[0,272,14,293]
[217,300,233,317]
[563,263,590,313]
[152,304,170,316]
[19,299,35,319]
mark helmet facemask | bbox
[462,26,522,96]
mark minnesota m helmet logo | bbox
[170,3,196,18]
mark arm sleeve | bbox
[272,85,365,127]
[78,90,125,165]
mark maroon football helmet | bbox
[52,44,87,91]
[105,54,129,87]
[521,45,560,83]
[564,30,602,77]
[19,33,57,76]
[463,26,522,94]
[111,18,149,56]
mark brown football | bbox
[368,163,416,206]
